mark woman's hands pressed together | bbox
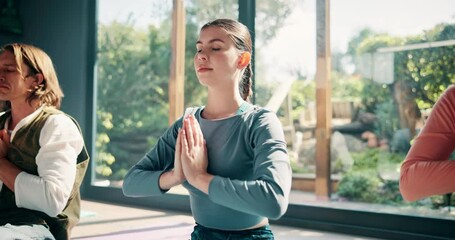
[161,114,213,194]
[159,128,186,190]
[179,115,213,194]
[170,128,185,183]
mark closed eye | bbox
[0,67,17,74]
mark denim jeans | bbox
[0,224,55,240]
[191,223,274,240]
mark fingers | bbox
[181,127,189,156]
[190,117,198,145]
[175,128,182,154]
[184,115,203,147]
[175,128,183,166]
[183,115,196,146]
[192,116,204,146]
[196,120,204,145]
[183,117,194,148]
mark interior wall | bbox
[0,0,92,134]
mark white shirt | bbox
[0,107,84,217]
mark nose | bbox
[196,52,207,61]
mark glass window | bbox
[95,0,173,187]
[329,0,455,219]
[255,0,316,179]
[94,0,455,223]
[255,0,454,221]
[94,0,237,190]
[255,0,319,198]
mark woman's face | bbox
[194,26,242,88]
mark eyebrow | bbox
[196,38,225,45]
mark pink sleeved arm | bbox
[399,85,455,201]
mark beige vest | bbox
[0,107,89,240]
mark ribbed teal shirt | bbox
[123,106,291,230]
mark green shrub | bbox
[337,149,406,204]
[337,170,381,202]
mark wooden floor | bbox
[72,199,382,240]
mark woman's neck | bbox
[203,93,245,120]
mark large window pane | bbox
[255,0,318,197]
[255,0,316,173]
[94,0,455,223]
[95,0,172,187]
[258,0,455,220]
[94,0,237,190]
[329,0,455,219]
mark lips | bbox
[197,66,213,73]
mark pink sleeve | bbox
[399,85,455,201]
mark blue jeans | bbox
[0,224,55,240]
[191,223,274,240]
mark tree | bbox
[395,23,455,107]
[343,23,455,142]
[96,20,171,180]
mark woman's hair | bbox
[0,43,64,109]
[201,19,253,101]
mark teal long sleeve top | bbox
[122,106,292,230]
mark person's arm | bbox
[13,114,83,217]
[400,85,455,201]
[208,111,292,220]
[122,120,183,197]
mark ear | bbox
[238,52,251,69]
[32,73,44,86]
